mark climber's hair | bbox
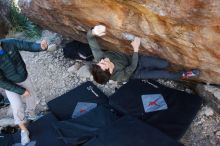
[91,64,111,84]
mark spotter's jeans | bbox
[5,76,39,125]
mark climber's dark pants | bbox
[132,55,183,80]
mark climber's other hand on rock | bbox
[92,25,106,37]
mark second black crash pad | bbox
[53,106,119,145]
[84,115,184,146]
[109,79,202,139]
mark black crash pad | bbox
[47,81,108,120]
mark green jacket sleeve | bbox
[0,73,26,95]
[5,38,44,52]
[87,30,104,61]
[112,52,139,82]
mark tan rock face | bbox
[18,0,220,84]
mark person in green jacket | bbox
[87,25,200,84]
[0,38,48,145]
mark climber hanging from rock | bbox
[87,25,200,84]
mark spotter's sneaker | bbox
[21,130,30,145]
[26,112,44,121]
[182,69,200,78]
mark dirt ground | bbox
[0,31,220,146]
